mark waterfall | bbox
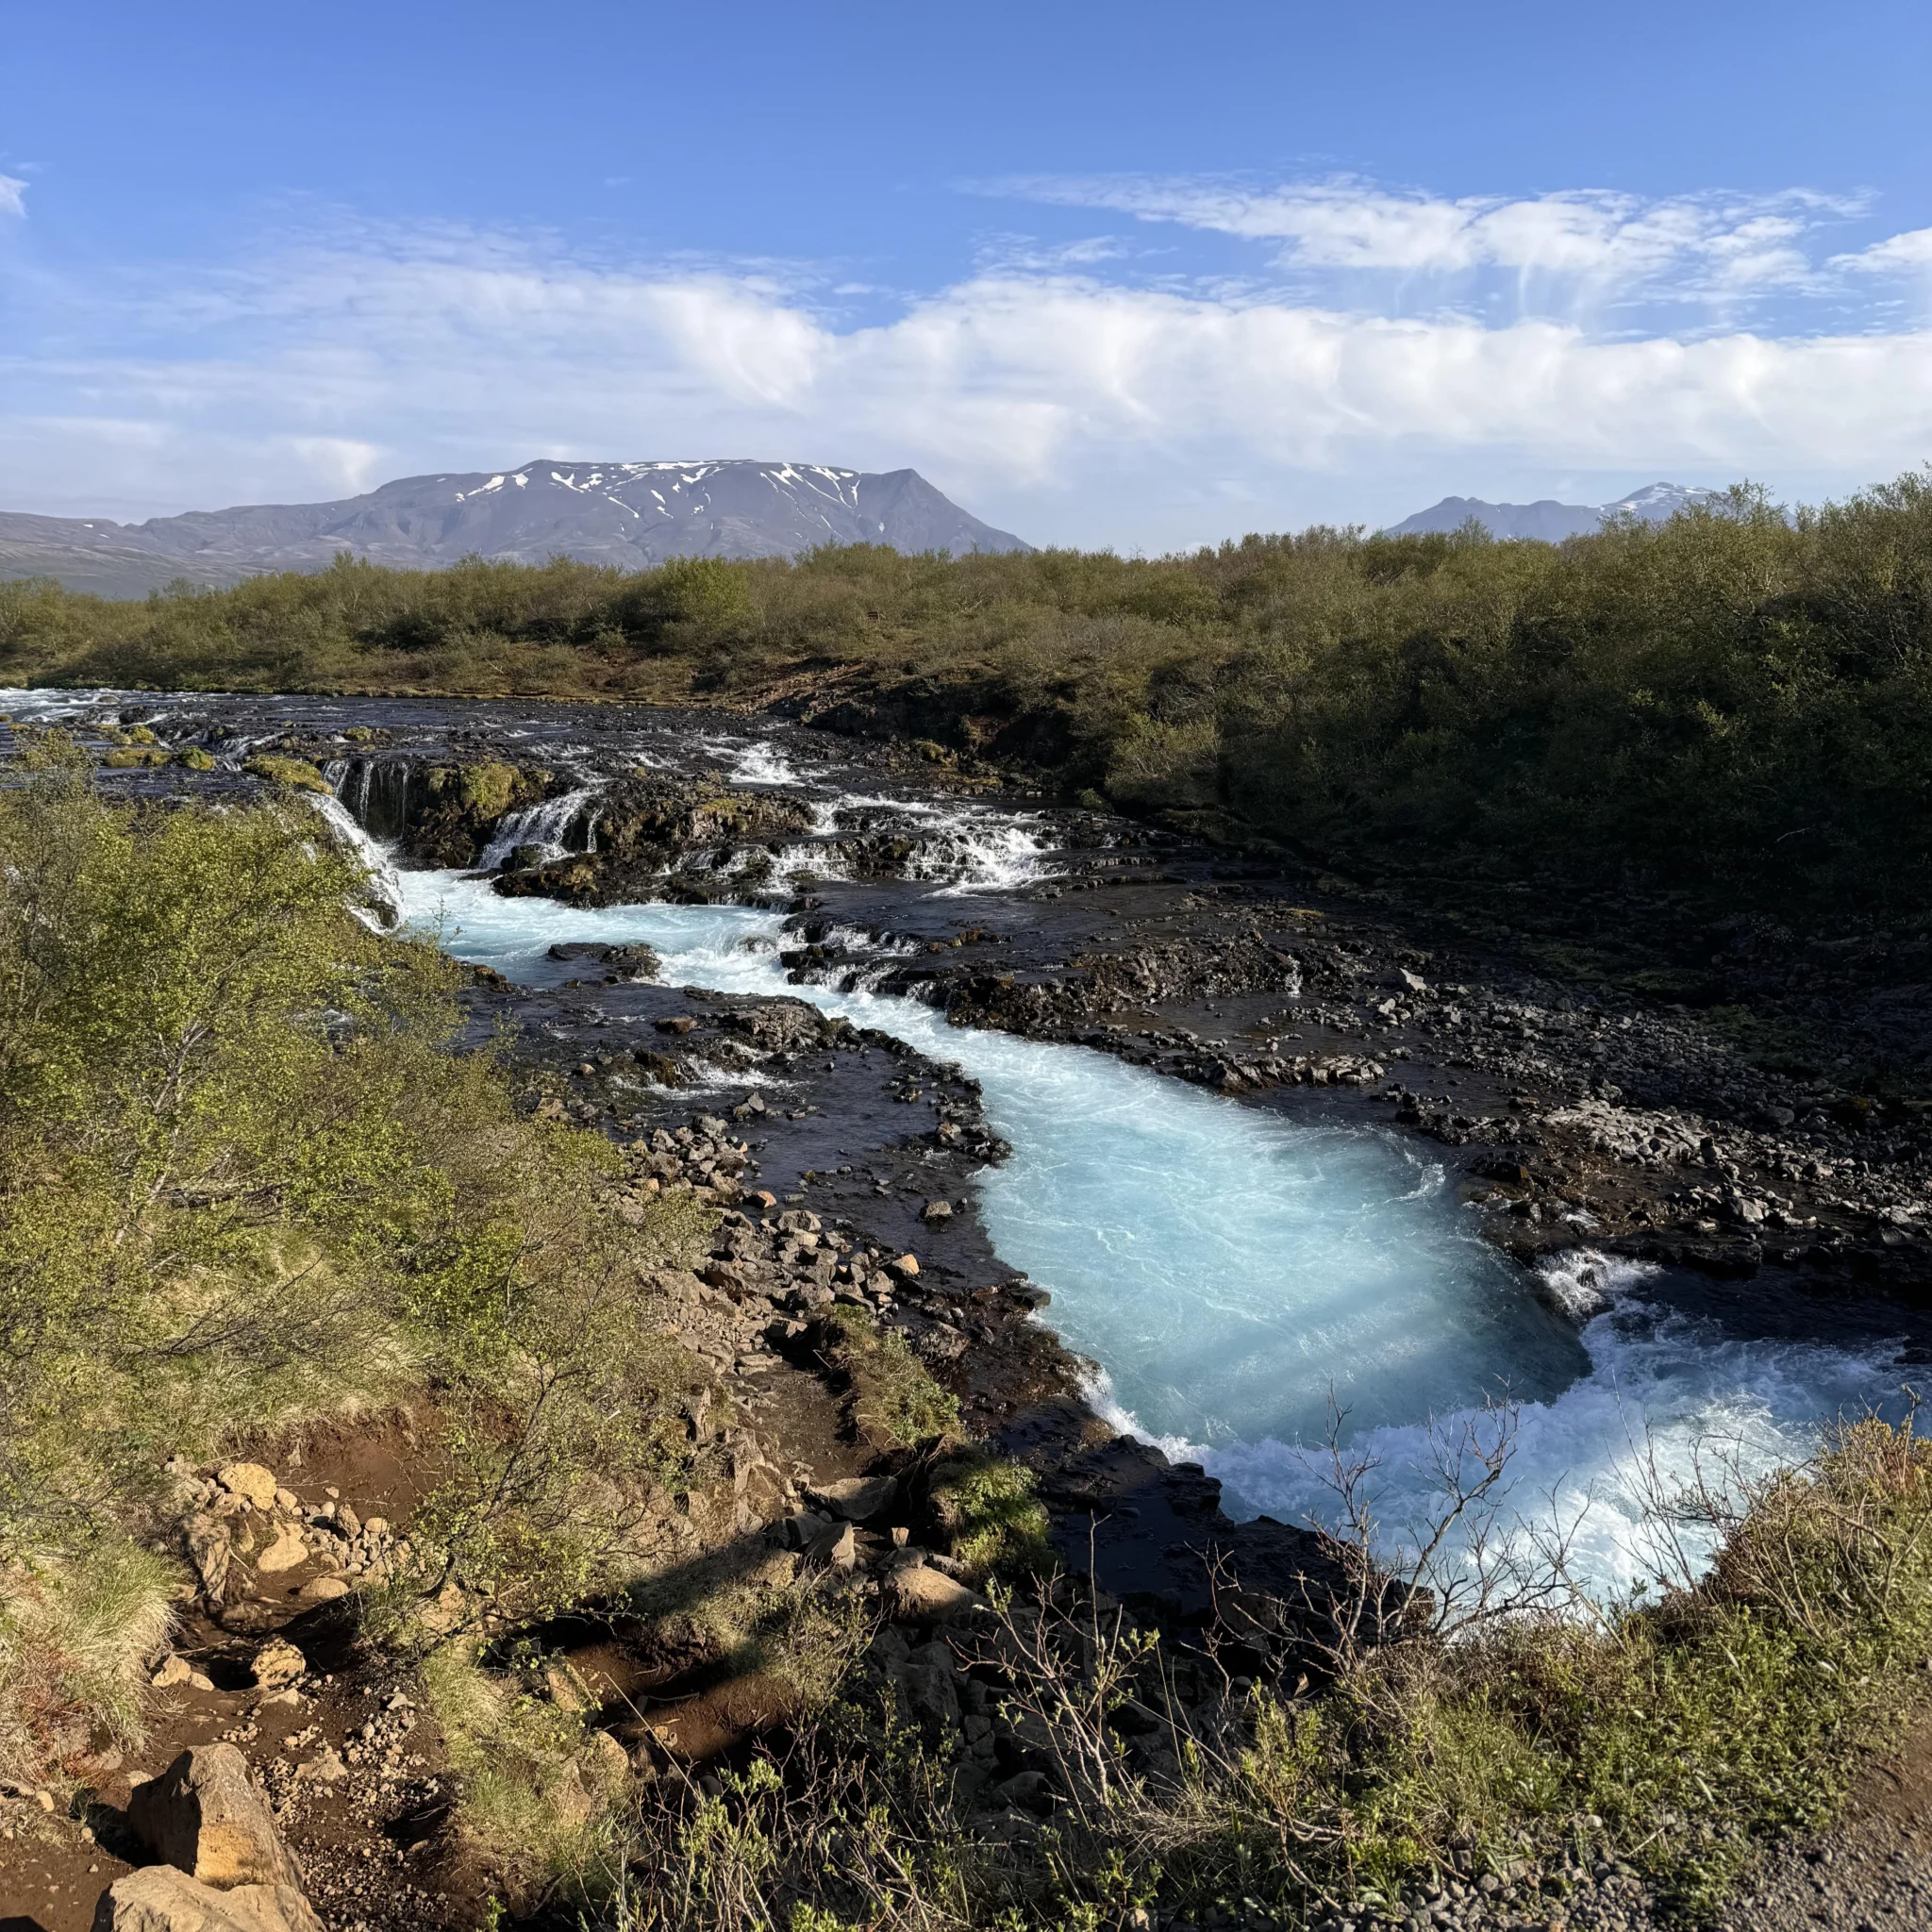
[478,785,603,869]
[350,759,413,839]
[306,794,407,931]
[326,758,415,839]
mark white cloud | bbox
[0,175,27,218]
[995,175,1860,300]
[1836,226,1932,273]
[5,219,1932,544]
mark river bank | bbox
[8,685,1932,1932]
[23,684,1931,1340]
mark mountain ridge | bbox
[0,458,1032,599]
[1386,481,1724,541]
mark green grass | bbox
[816,1308,960,1449]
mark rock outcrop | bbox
[91,1868,322,1932]
[126,1745,303,1890]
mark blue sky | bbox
[4,1,1931,547]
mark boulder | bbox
[249,1640,305,1690]
[546,941,659,977]
[887,1566,987,1624]
[215,1465,278,1510]
[808,1474,898,1523]
[253,1525,308,1574]
[90,1868,322,1932]
[804,1522,858,1573]
[127,1745,302,1890]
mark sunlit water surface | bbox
[392,863,1910,1600]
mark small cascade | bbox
[340,758,414,840]
[728,741,800,786]
[791,794,1056,891]
[306,794,407,931]
[478,784,603,869]
[209,730,279,769]
[906,816,1055,894]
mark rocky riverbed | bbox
[8,686,1932,1932]
[37,686,1932,1301]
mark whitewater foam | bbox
[306,794,407,931]
[391,868,1910,1601]
[477,785,603,868]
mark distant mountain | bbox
[1386,482,1724,541]
[0,459,1032,599]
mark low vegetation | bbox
[7,746,1932,1928]
[0,740,712,1787]
[816,1307,962,1448]
[586,1414,1932,1931]
[7,472,1932,923]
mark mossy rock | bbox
[243,754,332,794]
[102,748,170,769]
[424,761,525,821]
[928,1451,1052,1581]
[173,747,217,771]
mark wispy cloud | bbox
[986,175,1871,305]
[1835,226,1932,274]
[4,202,1932,541]
[0,175,28,218]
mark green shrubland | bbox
[8,471,1932,914]
[7,712,1932,1918]
[0,744,714,1787]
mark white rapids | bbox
[390,867,1915,1604]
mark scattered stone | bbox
[249,1641,305,1690]
[542,1661,593,1711]
[887,1565,988,1623]
[215,1465,278,1511]
[292,1748,345,1786]
[808,1474,898,1523]
[808,1522,858,1573]
[577,1729,632,1791]
[252,1525,308,1574]
[127,1744,303,1890]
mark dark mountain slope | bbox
[0,458,1031,596]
